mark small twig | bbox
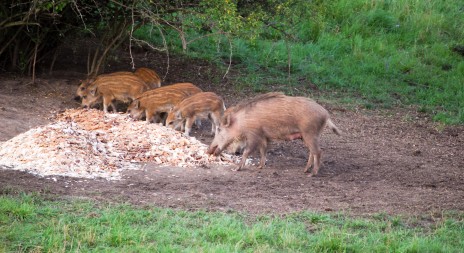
[129,2,135,70]
[71,0,90,33]
[223,34,233,79]
[158,25,170,81]
[32,31,39,84]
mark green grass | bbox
[1,193,463,252]
[134,0,464,124]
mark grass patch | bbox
[1,193,463,252]
[134,0,464,124]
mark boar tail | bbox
[326,119,341,136]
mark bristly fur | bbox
[231,92,286,113]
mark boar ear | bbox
[90,87,98,96]
[175,110,182,119]
[223,114,234,127]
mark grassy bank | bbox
[1,193,463,252]
[135,0,464,124]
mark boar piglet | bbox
[127,83,202,123]
[140,82,202,98]
[134,67,161,89]
[166,92,226,136]
[75,71,133,101]
[81,73,150,113]
[207,92,341,177]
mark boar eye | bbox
[80,87,85,90]
[82,95,87,99]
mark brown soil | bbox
[1,46,463,216]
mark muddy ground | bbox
[0,46,463,216]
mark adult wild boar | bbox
[207,92,341,176]
[165,92,226,136]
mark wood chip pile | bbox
[0,109,238,180]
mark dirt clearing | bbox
[0,51,463,216]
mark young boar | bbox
[138,82,202,98]
[127,82,202,123]
[165,92,226,136]
[81,73,150,113]
[207,92,341,177]
[75,71,133,101]
[134,67,161,89]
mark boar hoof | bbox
[307,172,318,177]
[303,166,313,173]
[234,166,242,172]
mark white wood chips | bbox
[0,109,237,180]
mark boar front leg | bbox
[102,96,116,113]
[236,135,266,171]
[145,110,155,123]
[102,97,110,113]
[184,117,195,136]
[236,148,250,171]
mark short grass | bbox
[1,193,463,252]
[134,0,464,124]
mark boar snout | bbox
[206,145,222,156]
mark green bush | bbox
[134,0,464,124]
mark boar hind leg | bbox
[210,112,221,136]
[257,140,268,169]
[110,102,117,112]
[303,136,322,176]
[304,154,314,173]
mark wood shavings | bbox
[0,109,238,180]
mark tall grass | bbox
[1,194,463,252]
[135,0,464,124]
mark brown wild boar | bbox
[207,92,341,177]
[137,82,202,99]
[75,71,133,100]
[166,92,226,136]
[127,82,202,123]
[134,67,161,89]
[81,73,150,113]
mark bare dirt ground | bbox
[1,46,463,216]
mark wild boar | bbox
[127,82,202,123]
[134,67,162,89]
[137,82,202,98]
[81,73,150,113]
[165,92,226,136]
[75,71,133,101]
[207,92,341,177]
